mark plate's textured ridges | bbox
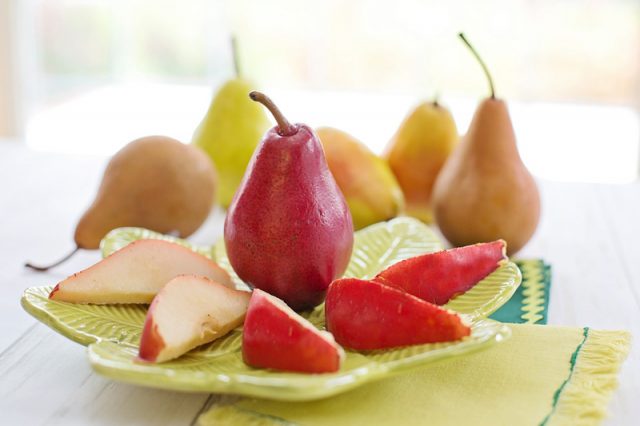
[345,219,442,279]
[87,319,509,400]
[21,285,146,346]
[101,227,214,259]
[444,262,522,319]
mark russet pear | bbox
[26,135,217,271]
[385,101,458,223]
[432,34,540,255]
[316,127,404,230]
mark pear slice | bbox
[373,240,507,305]
[326,278,471,351]
[242,289,344,374]
[138,275,250,363]
[49,239,233,304]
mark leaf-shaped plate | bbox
[21,217,518,400]
[87,317,509,400]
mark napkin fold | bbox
[198,260,631,426]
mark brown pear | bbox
[26,135,217,271]
[432,34,540,255]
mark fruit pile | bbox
[30,34,537,374]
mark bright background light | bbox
[6,0,640,183]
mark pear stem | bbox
[231,36,241,78]
[458,33,496,99]
[432,92,440,107]
[25,246,80,272]
[249,91,296,136]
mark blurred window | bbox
[9,0,640,182]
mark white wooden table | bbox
[1,142,638,425]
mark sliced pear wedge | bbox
[49,239,233,304]
[138,275,250,363]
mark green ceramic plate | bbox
[22,217,519,401]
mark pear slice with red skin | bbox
[325,278,471,351]
[138,275,250,363]
[373,240,507,305]
[242,289,344,374]
[49,239,233,304]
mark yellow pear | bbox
[385,101,458,223]
[432,34,540,255]
[26,136,217,271]
[316,127,404,230]
[192,39,270,207]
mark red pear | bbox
[242,289,344,373]
[224,92,353,311]
[325,278,470,351]
[373,240,507,305]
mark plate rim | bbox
[86,319,511,401]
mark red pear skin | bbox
[225,122,353,311]
[242,289,343,373]
[373,240,507,305]
[325,278,470,351]
[138,315,164,362]
[432,99,540,255]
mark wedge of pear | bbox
[25,135,217,271]
[385,100,458,223]
[192,39,270,207]
[316,127,404,230]
[432,34,540,255]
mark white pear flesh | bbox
[49,239,233,304]
[138,275,251,362]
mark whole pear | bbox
[385,101,458,223]
[192,40,270,208]
[25,136,217,271]
[224,92,354,311]
[316,127,404,230]
[432,34,540,255]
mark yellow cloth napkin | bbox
[198,324,630,426]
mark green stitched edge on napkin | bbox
[542,328,632,426]
[540,327,590,425]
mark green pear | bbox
[192,40,270,207]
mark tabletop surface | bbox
[0,142,638,425]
